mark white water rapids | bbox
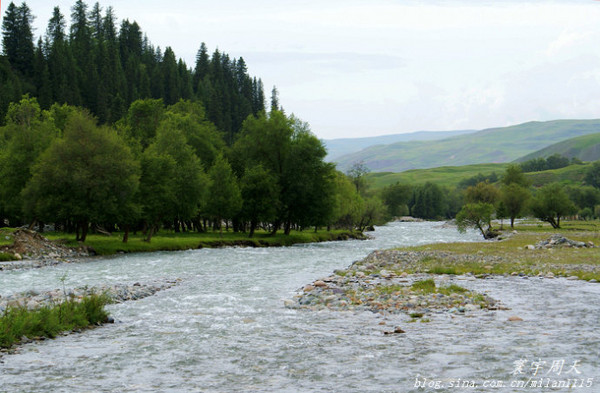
[0,222,598,392]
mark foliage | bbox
[585,161,600,189]
[381,182,412,217]
[0,294,109,349]
[206,154,242,235]
[501,164,530,187]
[500,183,531,228]
[458,172,498,189]
[464,181,499,205]
[530,183,577,228]
[455,202,494,237]
[346,161,370,195]
[0,97,57,223]
[520,153,570,173]
[22,110,140,241]
[411,182,446,219]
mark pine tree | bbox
[2,2,35,77]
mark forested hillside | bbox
[0,1,265,144]
[0,1,384,241]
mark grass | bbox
[0,294,109,349]
[0,227,17,247]
[44,228,364,256]
[397,220,600,280]
[410,279,469,296]
[366,162,592,190]
[367,163,508,189]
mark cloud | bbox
[244,52,405,74]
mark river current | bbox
[0,222,598,392]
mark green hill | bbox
[367,163,509,189]
[515,132,600,163]
[334,119,600,172]
[367,162,592,190]
[324,130,475,161]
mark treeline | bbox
[519,153,581,173]
[0,0,265,145]
[0,97,383,241]
[380,163,600,235]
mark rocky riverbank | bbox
[286,249,504,318]
[0,229,93,270]
[0,279,182,313]
[286,237,599,319]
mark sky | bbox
[3,0,600,139]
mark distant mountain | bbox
[515,132,600,163]
[333,119,600,172]
[323,130,476,161]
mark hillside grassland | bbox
[335,119,600,172]
[43,229,364,256]
[396,221,600,281]
[367,162,592,189]
[516,132,600,162]
[367,163,509,189]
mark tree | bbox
[530,183,577,229]
[331,172,363,230]
[2,2,35,76]
[138,149,177,242]
[500,183,531,228]
[411,182,446,219]
[22,110,140,241]
[141,120,210,238]
[501,164,530,187]
[585,161,600,189]
[456,202,495,238]
[240,165,279,237]
[206,155,242,236]
[0,97,57,224]
[465,181,499,205]
[347,161,370,195]
[382,182,412,218]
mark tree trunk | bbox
[284,221,291,235]
[510,217,515,228]
[249,220,256,238]
[270,220,280,236]
[145,225,155,242]
[80,221,89,242]
[123,225,130,243]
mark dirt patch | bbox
[0,229,92,262]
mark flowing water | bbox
[0,222,598,392]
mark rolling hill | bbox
[323,130,476,161]
[515,132,600,163]
[366,162,592,190]
[333,119,600,172]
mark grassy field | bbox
[44,229,364,256]
[397,220,600,280]
[366,161,592,190]
[367,163,508,189]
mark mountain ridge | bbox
[332,119,600,172]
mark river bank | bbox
[0,228,366,270]
[288,229,599,322]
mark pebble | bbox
[0,279,182,312]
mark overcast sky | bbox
[5,0,600,139]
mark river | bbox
[0,222,598,392]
